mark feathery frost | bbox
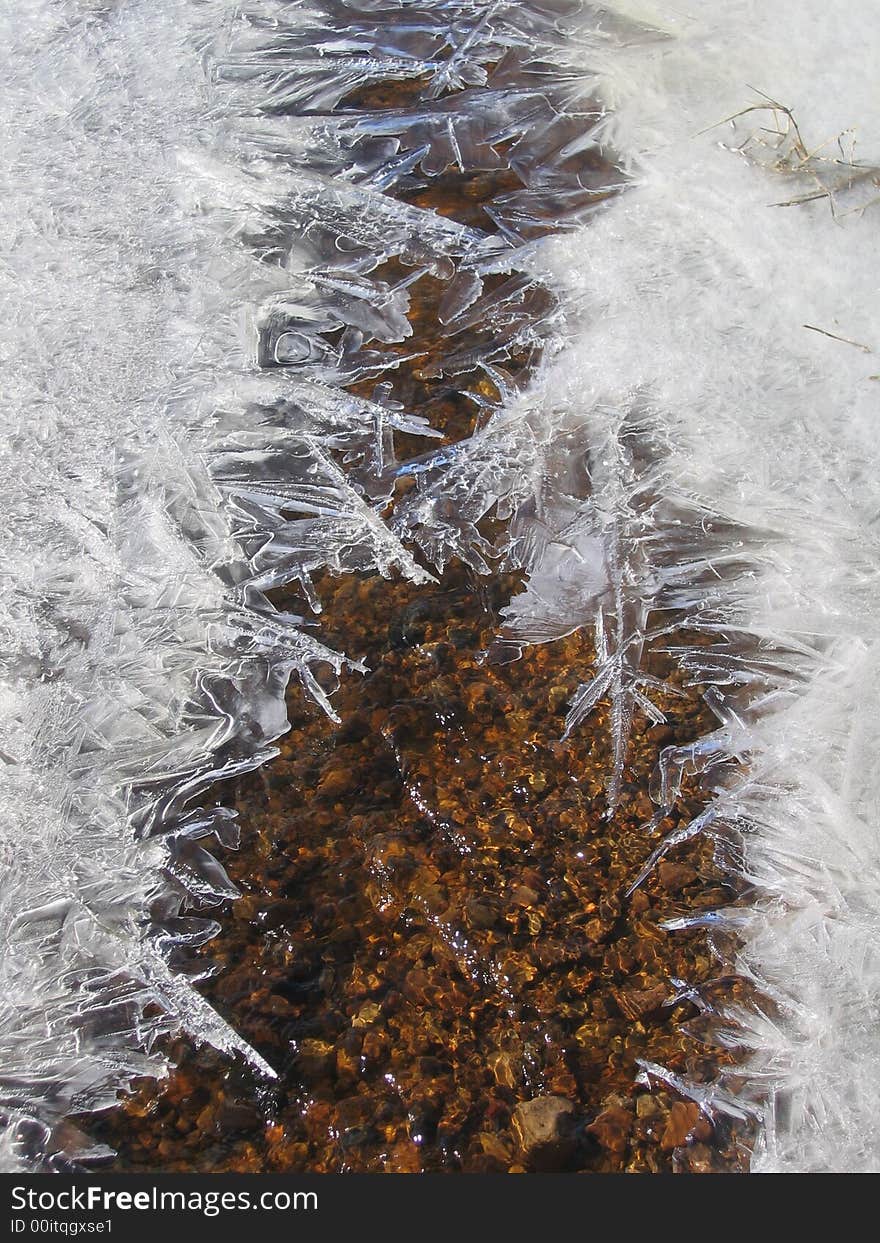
[2,0,878,1173]
[0,0,624,1170]
[535,0,880,1173]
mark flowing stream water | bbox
[81,2,754,1174]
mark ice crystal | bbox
[537,0,880,1173]
[0,0,625,1169]
[3,0,879,1175]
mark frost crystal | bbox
[536,0,880,1174]
[3,0,879,1175]
[0,0,625,1170]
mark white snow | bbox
[0,0,430,1167]
[535,0,880,1172]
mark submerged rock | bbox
[511,1097,577,1171]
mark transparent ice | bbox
[2,0,879,1174]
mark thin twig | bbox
[803,324,873,354]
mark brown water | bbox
[81,9,756,1174]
